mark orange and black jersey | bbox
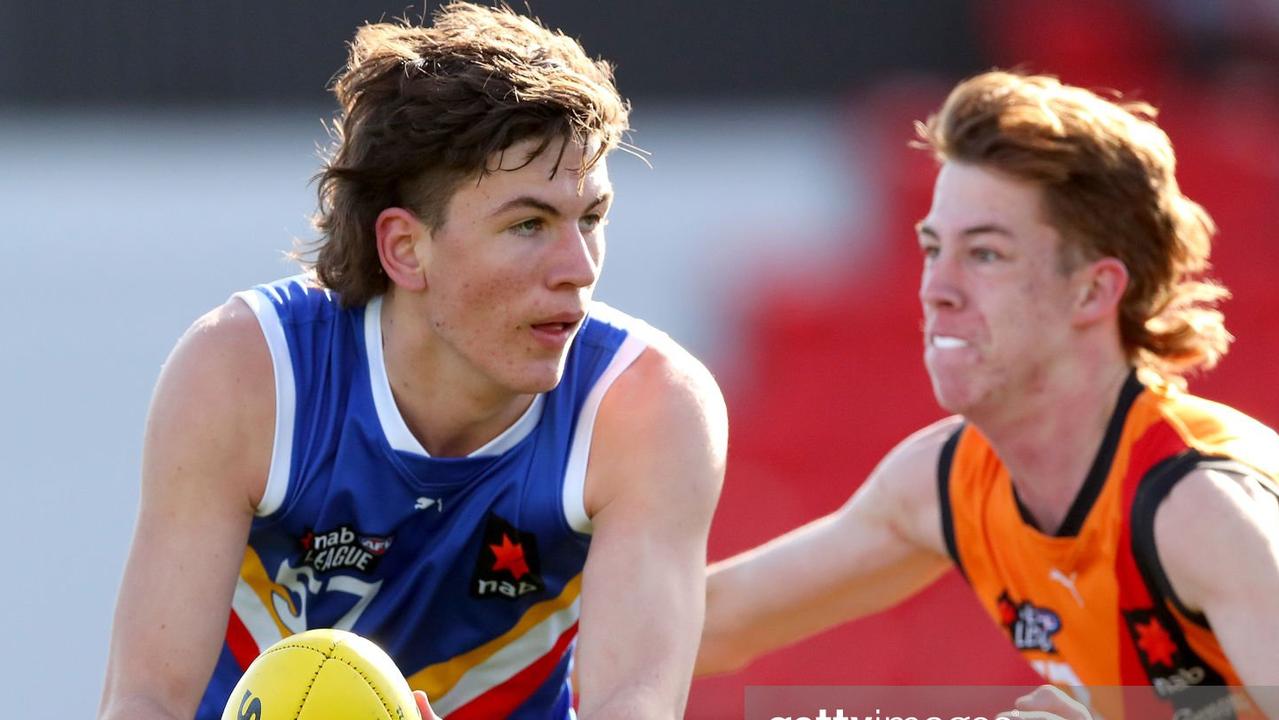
[938,372,1279,719]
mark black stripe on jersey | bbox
[937,423,966,581]
[1132,450,1278,629]
[1018,369,1146,537]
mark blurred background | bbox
[2,1,1277,717]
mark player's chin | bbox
[927,372,977,415]
[508,359,569,395]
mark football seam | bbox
[327,652,399,718]
[253,641,332,720]
[251,637,400,719]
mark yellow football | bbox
[220,628,417,720]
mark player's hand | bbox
[414,690,442,720]
[999,685,1092,719]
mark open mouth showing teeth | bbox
[932,335,969,349]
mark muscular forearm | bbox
[578,688,683,720]
[99,694,188,720]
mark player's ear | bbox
[376,207,429,292]
[1074,256,1128,325]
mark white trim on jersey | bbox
[364,295,544,458]
[430,597,582,716]
[365,295,426,456]
[233,288,297,518]
[561,325,649,535]
[471,393,545,456]
[230,575,286,651]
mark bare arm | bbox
[99,300,274,720]
[1156,467,1279,718]
[573,341,727,720]
[696,418,959,676]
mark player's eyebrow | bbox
[959,223,1014,237]
[915,221,1014,238]
[490,196,562,218]
[489,192,611,219]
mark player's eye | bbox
[510,218,545,237]
[579,214,606,233]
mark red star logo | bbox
[1135,617,1177,668]
[489,534,530,580]
[300,530,313,550]
[998,597,1017,626]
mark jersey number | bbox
[271,561,382,632]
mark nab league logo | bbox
[471,513,545,600]
[298,523,393,574]
[997,590,1062,653]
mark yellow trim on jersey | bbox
[406,573,583,700]
[239,548,298,638]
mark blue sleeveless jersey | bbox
[195,276,654,719]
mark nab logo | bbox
[997,590,1062,653]
[470,513,545,600]
[1121,608,1211,690]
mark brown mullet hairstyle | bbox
[301,1,631,307]
[916,70,1231,388]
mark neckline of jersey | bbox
[363,295,545,459]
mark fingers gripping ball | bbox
[221,629,418,720]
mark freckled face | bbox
[918,162,1080,416]
[415,136,612,395]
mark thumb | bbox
[414,690,441,720]
[1014,685,1092,719]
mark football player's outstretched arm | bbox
[99,299,274,720]
[696,418,959,676]
[574,340,728,720]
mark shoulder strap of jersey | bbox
[937,422,966,580]
[1118,448,1239,713]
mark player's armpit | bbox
[1155,467,1279,714]
[574,342,727,720]
[696,417,959,676]
[99,299,275,720]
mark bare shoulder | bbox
[858,416,962,512]
[167,296,271,376]
[1155,466,1279,550]
[583,331,728,518]
[842,415,964,555]
[146,296,275,508]
[1154,465,1279,612]
[609,330,726,425]
[160,297,273,429]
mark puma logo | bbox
[1049,568,1084,608]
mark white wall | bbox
[0,106,871,717]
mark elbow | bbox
[695,647,752,678]
[695,621,756,677]
[578,691,682,720]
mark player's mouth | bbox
[529,313,584,348]
[930,334,970,349]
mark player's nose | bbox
[548,224,601,290]
[919,254,963,311]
